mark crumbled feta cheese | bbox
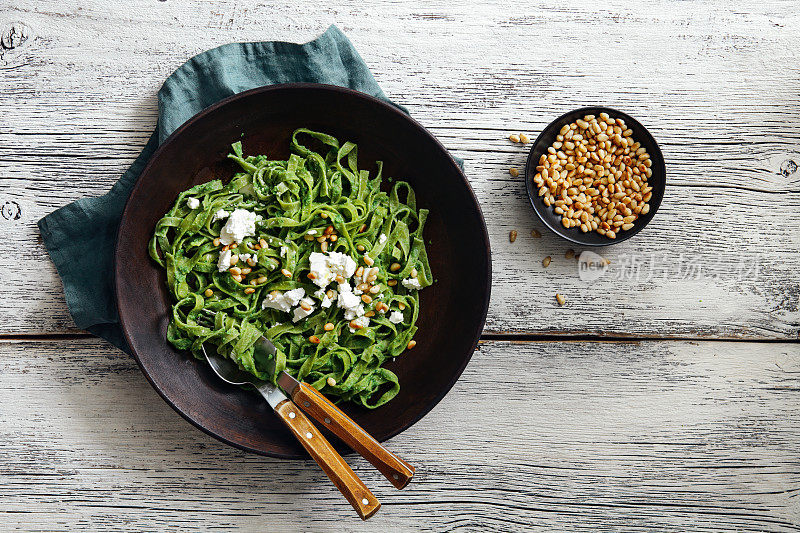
[353,288,363,296]
[280,246,288,257]
[219,209,257,245]
[308,251,357,288]
[239,253,252,262]
[378,233,387,244]
[352,316,370,329]
[345,304,365,321]
[337,289,365,320]
[292,297,316,323]
[389,311,404,324]
[262,288,305,313]
[217,249,232,272]
[313,289,333,309]
[402,277,422,290]
[307,229,318,235]
[186,197,200,209]
[284,288,305,306]
[212,209,230,222]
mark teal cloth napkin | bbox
[38,26,461,353]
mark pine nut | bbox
[309,335,321,344]
[363,255,374,266]
[246,258,256,267]
[324,322,334,331]
[327,377,336,386]
[232,274,242,283]
[555,293,566,306]
[320,241,328,252]
[509,168,519,177]
[565,249,575,259]
[361,294,373,304]
[281,269,292,278]
[519,133,530,144]
[407,340,417,349]
[390,263,401,272]
[355,266,364,277]
[531,229,542,238]
[213,238,221,247]
[250,279,258,286]
[365,310,376,317]
[509,134,520,143]
[325,290,334,299]
[534,114,653,239]
[509,230,517,242]
[230,267,242,276]
[329,235,337,242]
[244,287,255,294]
[410,268,418,278]
[369,285,380,294]
[230,255,239,266]
[259,238,268,249]
[324,225,334,235]
[356,244,365,252]
[240,268,251,275]
[300,301,312,311]
[256,276,268,284]
[542,256,551,267]
[350,320,363,330]
[204,289,213,297]
[398,302,406,311]
[387,280,397,287]
[335,274,345,283]
[320,212,328,219]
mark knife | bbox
[255,336,415,489]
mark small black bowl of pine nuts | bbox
[525,107,665,246]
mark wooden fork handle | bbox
[274,399,380,520]
[291,382,415,489]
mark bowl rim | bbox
[114,82,492,458]
[524,106,665,246]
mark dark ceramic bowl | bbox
[525,107,665,246]
[115,84,491,459]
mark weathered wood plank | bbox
[1,338,798,531]
[1,1,799,338]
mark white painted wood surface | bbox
[1,1,799,531]
[1,339,799,531]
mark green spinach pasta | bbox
[149,129,432,408]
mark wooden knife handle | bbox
[274,399,380,520]
[291,382,415,489]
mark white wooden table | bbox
[2,2,799,531]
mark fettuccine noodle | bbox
[149,129,432,408]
